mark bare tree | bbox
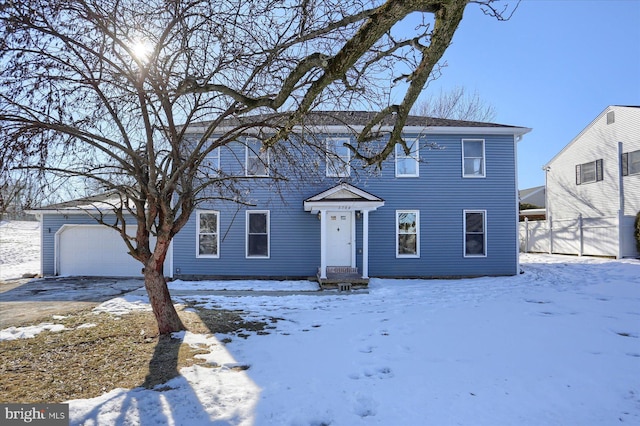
[414,86,497,122]
[0,0,517,333]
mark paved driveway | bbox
[0,277,144,328]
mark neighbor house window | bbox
[462,139,485,177]
[246,138,269,176]
[622,150,640,176]
[464,210,486,257]
[395,139,419,177]
[396,210,419,257]
[197,210,219,258]
[247,211,269,258]
[575,159,603,184]
[326,137,351,177]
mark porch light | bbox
[356,211,362,220]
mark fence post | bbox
[524,217,529,253]
[578,213,583,256]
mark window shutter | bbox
[575,164,581,185]
[596,159,603,181]
[622,152,629,176]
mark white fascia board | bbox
[25,208,119,215]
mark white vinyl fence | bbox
[520,214,638,258]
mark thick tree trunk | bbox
[143,266,185,334]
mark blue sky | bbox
[411,0,640,189]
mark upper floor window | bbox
[462,139,485,178]
[622,150,640,176]
[246,211,270,258]
[576,159,603,185]
[199,147,220,177]
[196,210,219,258]
[464,210,486,257]
[396,210,419,258]
[395,139,419,177]
[246,138,269,176]
[326,137,351,177]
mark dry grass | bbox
[0,305,270,403]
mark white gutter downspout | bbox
[514,134,521,274]
[618,141,625,259]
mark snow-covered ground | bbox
[1,221,639,425]
[0,220,40,280]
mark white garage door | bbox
[57,225,143,276]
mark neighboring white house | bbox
[521,105,639,258]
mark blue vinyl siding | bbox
[172,132,518,278]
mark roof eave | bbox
[185,124,532,137]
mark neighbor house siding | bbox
[546,106,640,219]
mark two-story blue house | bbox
[31,111,530,286]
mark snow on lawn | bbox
[0,220,40,280]
[66,254,640,426]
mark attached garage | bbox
[56,225,143,276]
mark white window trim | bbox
[196,210,219,258]
[246,210,270,259]
[462,139,486,178]
[396,210,420,258]
[245,138,269,177]
[463,209,487,258]
[199,146,220,177]
[395,138,419,178]
[326,137,351,177]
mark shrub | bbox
[635,211,640,254]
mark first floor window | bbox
[396,210,419,257]
[464,210,486,257]
[197,210,219,258]
[396,138,419,177]
[622,150,640,176]
[247,211,269,258]
[575,159,603,184]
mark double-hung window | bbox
[395,139,419,177]
[622,150,640,176]
[396,210,419,257]
[200,147,220,177]
[575,159,603,184]
[246,138,269,176]
[196,210,219,258]
[247,211,270,258]
[326,137,351,177]
[464,210,486,257]
[462,139,485,177]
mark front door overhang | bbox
[304,183,384,279]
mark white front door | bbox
[326,211,352,266]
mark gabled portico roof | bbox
[303,183,385,213]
